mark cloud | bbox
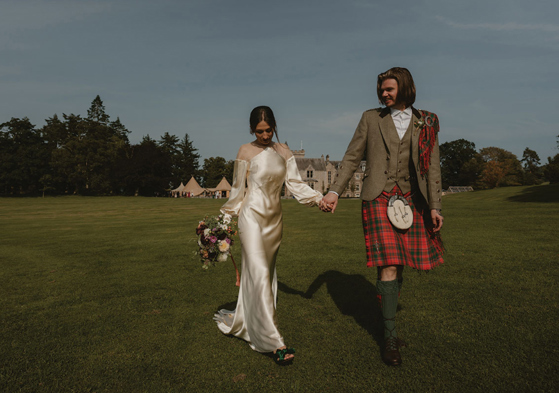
[435,15,559,33]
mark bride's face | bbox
[254,120,273,145]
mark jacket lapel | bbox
[378,107,396,152]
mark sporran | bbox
[387,194,413,230]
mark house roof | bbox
[295,158,327,171]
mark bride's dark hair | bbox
[249,106,280,142]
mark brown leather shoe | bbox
[382,337,402,366]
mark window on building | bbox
[307,170,313,178]
[355,174,360,179]
[309,182,314,189]
[356,184,360,191]
[328,171,331,184]
[361,163,366,172]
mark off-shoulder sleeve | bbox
[220,159,248,217]
[284,156,323,207]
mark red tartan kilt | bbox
[361,186,444,270]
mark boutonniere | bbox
[413,118,425,135]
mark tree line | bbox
[2,96,558,196]
[439,138,559,189]
[0,96,234,196]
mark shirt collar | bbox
[390,107,412,117]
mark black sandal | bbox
[273,347,295,364]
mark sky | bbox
[2,0,558,164]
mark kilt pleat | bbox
[361,186,444,270]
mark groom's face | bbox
[380,78,400,109]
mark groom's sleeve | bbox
[329,112,368,195]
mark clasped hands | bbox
[319,192,338,213]
[319,192,444,231]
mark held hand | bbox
[431,209,443,232]
[319,201,331,213]
[320,192,339,214]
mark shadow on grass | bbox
[507,184,559,203]
[215,271,385,355]
[279,270,384,349]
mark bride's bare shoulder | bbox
[273,142,294,160]
[235,143,251,161]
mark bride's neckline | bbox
[250,140,275,149]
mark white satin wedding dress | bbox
[214,143,322,352]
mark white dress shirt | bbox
[390,107,412,140]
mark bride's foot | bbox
[273,346,295,364]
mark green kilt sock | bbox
[377,279,399,340]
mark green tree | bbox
[87,95,110,124]
[521,148,543,185]
[202,156,233,188]
[157,132,181,187]
[176,133,201,184]
[48,96,130,195]
[48,113,88,194]
[0,118,50,195]
[460,155,485,189]
[115,136,172,196]
[156,132,201,188]
[439,139,480,188]
[224,159,235,186]
[544,154,559,183]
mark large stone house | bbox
[285,148,366,198]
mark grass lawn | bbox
[1,185,558,392]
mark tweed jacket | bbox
[329,107,442,210]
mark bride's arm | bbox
[281,146,323,207]
[220,148,249,217]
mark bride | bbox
[214,106,324,364]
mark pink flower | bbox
[210,236,217,243]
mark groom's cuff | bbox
[328,191,339,196]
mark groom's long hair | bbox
[377,67,416,108]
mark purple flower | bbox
[210,236,217,243]
[225,238,231,244]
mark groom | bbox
[320,67,444,366]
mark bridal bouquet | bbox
[196,213,238,270]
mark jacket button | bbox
[436,181,440,184]
[384,171,388,174]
